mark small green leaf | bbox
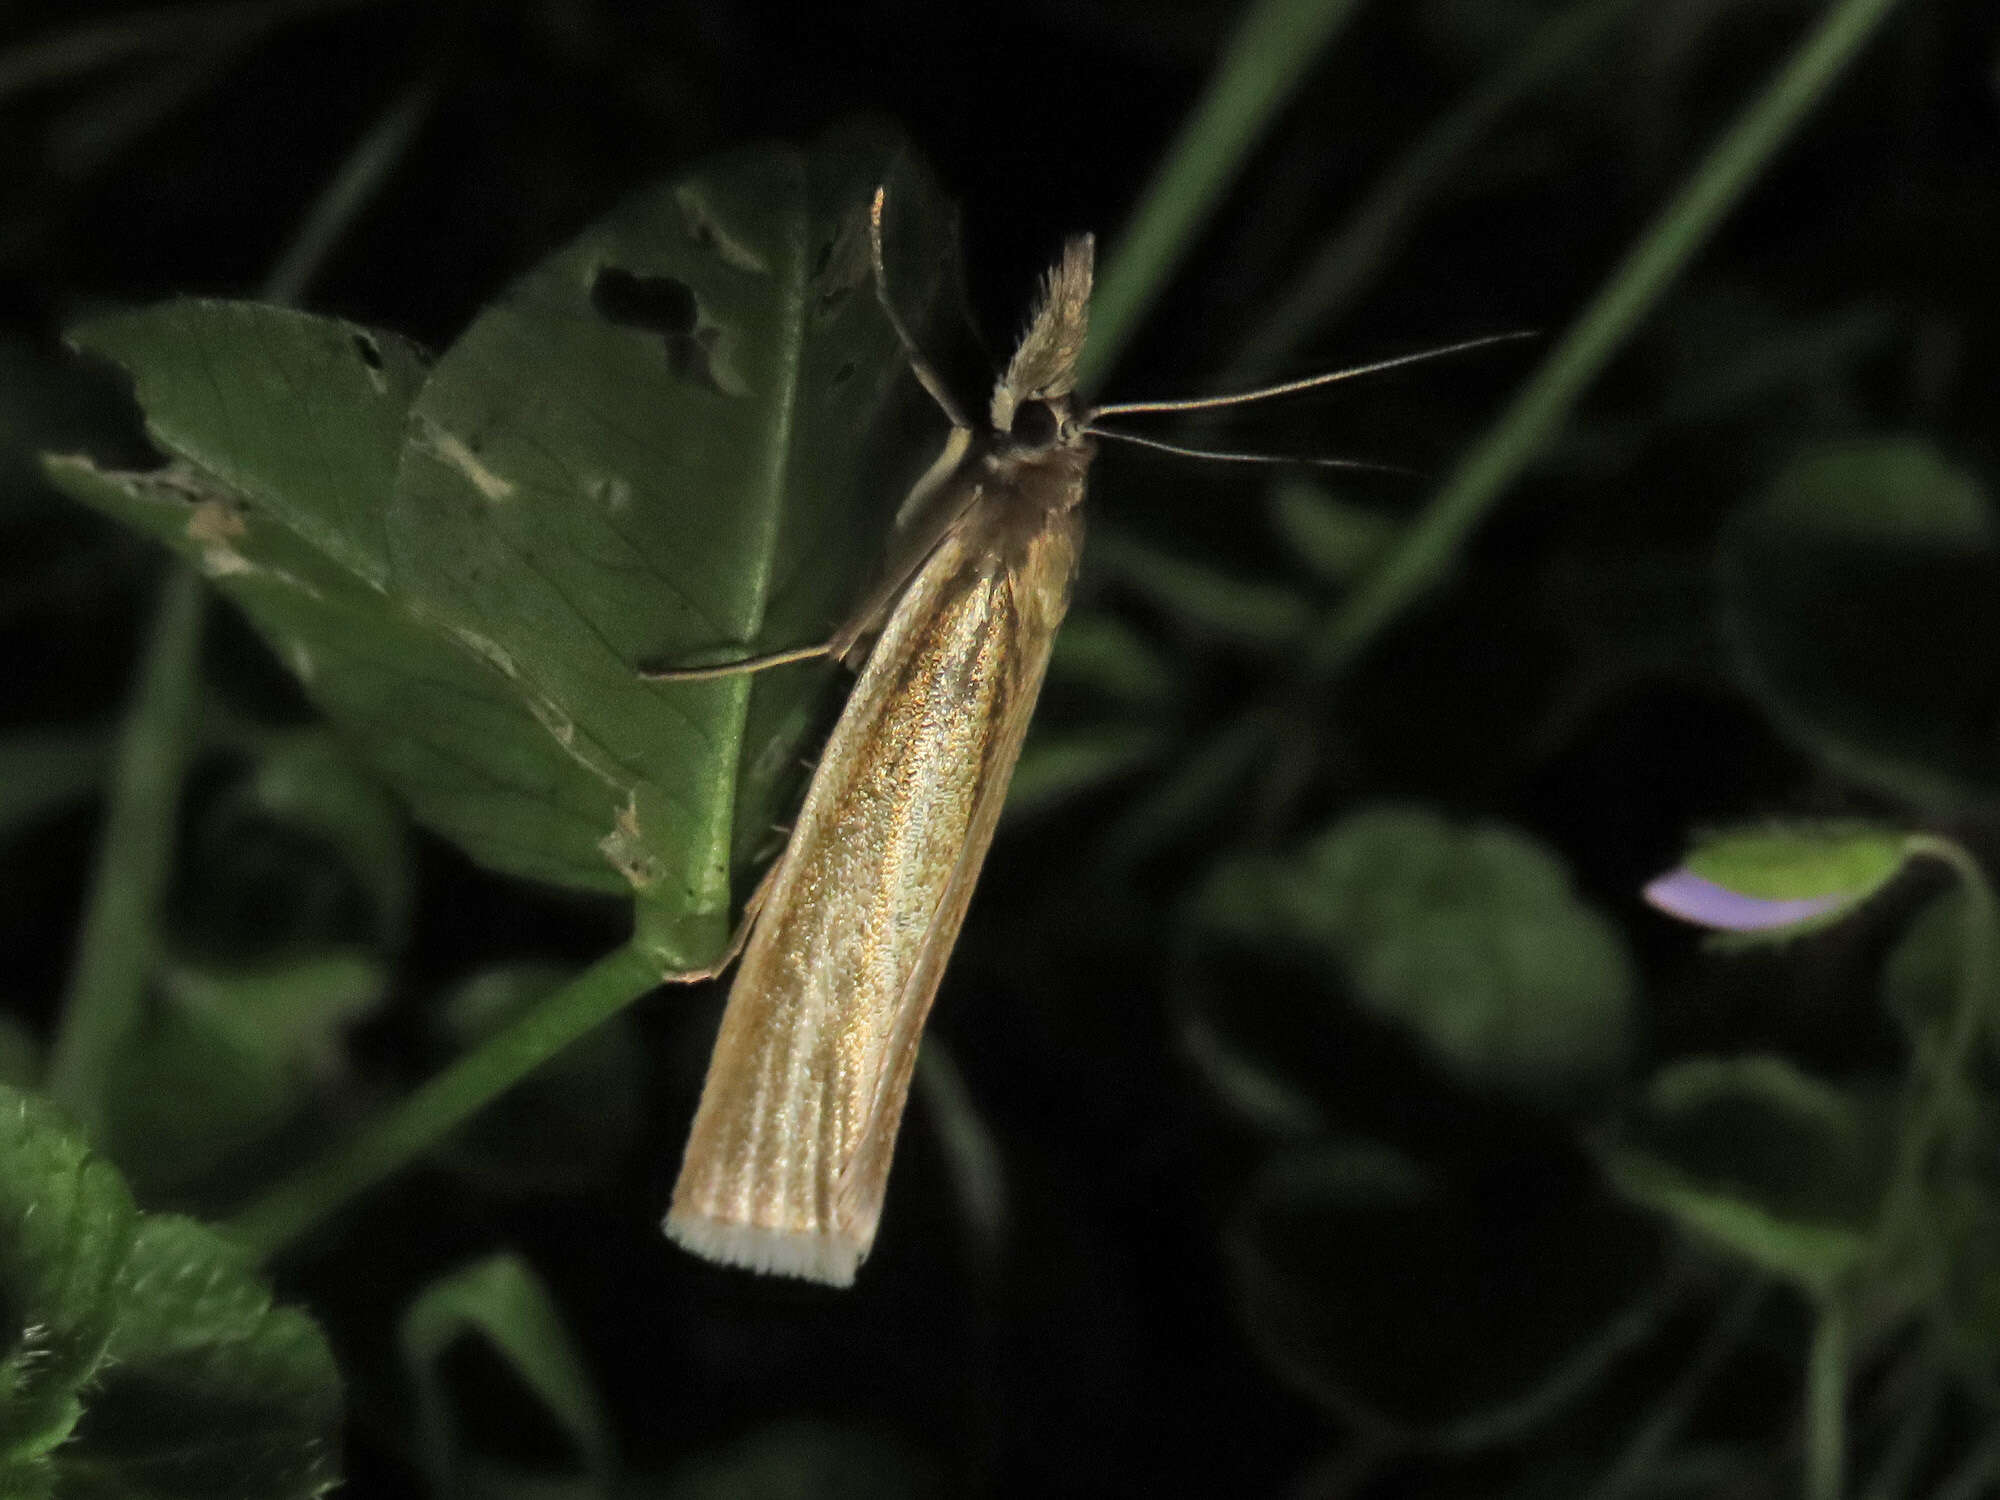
[0,1090,138,1464]
[63,1215,341,1500]
[1720,439,2000,810]
[1196,803,1635,1105]
[1602,1056,1892,1297]
[0,1087,339,1496]
[400,1253,613,1494]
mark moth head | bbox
[991,234,1094,444]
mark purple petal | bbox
[1642,869,1848,932]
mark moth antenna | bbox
[1084,425,1419,477]
[870,186,975,431]
[1090,330,1533,419]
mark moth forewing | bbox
[664,233,1096,1285]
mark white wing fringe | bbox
[664,1211,864,1287]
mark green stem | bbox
[1807,1296,1850,1500]
[226,942,660,1259]
[1299,0,1907,684]
[1224,0,1641,380]
[46,565,205,1134]
[1586,1278,1765,1500]
[1878,836,2000,1235]
[1077,0,1367,393]
[261,76,434,306]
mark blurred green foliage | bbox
[4,0,1999,1495]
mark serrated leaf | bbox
[0,1090,139,1465]
[1602,1056,1892,1296]
[45,317,629,898]
[1719,440,2000,810]
[1196,803,1635,1105]
[0,1088,338,1495]
[383,124,960,965]
[61,1214,340,1500]
[400,1253,612,1493]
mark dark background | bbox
[4,1,1998,1496]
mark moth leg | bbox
[661,854,785,985]
[870,186,974,432]
[639,641,834,682]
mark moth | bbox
[656,187,1508,1285]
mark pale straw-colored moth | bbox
[652,186,1508,1286]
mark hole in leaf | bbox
[351,332,384,370]
[589,267,741,396]
[590,267,698,338]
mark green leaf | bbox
[384,125,960,967]
[0,1091,138,1465]
[0,1087,339,1496]
[1602,1056,1893,1297]
[1719,440,2000,810]
[61,1215,341,1500]
[1196,803,1635,1105]
[101,950,387,1194]
[400,1253,613,1494]
[1226,1142,1669,1445]
[45,308,628,898]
